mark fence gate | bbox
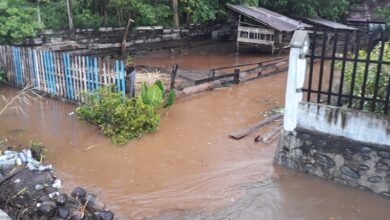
[303,30,390,115]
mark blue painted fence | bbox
[0,46,127,101]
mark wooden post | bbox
[234,68,240,84]
[121,18,134,58]
[236,15,241,55]
[125,66,136,97]
[170,64,179,90]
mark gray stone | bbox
[358,185,373,192]
[360,146,373,153]
[378,151,390,159]
[358,165,370,171]
[71,187,86,200]
[360,153,371,161]
[303,163,316,171]
[368,176,382,183]
[55,194,68,206]
[57,207,70,219]
[332,177,347,185]
[302,133,311,140]
[380,192,390,198]
[314,153,336,167]
[375,161,390,171]
[316,139,327,147]
[341,166,360,179]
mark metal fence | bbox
[303,30,390,115]
[0,46,128,101]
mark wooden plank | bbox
[229,113,283,140]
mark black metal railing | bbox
[303,30,390,115]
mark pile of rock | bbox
[0,149,114,220]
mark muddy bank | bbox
[0,148,114,220]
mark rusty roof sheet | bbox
[226,4,311,32]
[302,17,358,31]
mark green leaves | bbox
[77,81,175,145]
[140,80,175,108]
[77,85,161,145]
[0,0,42,44]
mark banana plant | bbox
[140,80,175,108]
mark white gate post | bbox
[283,30,310,131]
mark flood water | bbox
[1,47,389,220]
[134,42,278,70]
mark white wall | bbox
[297,102,390,146]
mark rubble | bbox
[0,148,114,220]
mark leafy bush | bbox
[0,70,6,83]
[340,42,390,115]
[77,81,175,145]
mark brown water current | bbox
[1,47,389,219]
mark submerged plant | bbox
[77,83,174,145]
[140,80,175,108]
[29,140,48,162]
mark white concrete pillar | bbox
[283,30,310,131]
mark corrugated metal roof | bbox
[303,17,358,31]
[226,4,311,32]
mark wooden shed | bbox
[226,4,311,54]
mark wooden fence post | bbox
[170,64,179,90]
[234,68,240,84]
[125,65,136,97]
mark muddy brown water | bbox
[133,42,279,71]
[1,47,389,219]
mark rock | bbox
[55,193,68,206]
[360,146,372,154]
[38,201,57,217]
[95,211,114,220]
[332,177,347,185]
[35,184,44,191]
[360,153,371,161]
[303,163,316,171]
[314,153,336,167]
[57,207,70,219]
[71,187,87,200]
[368,176,382,183]
[375,160,390,171]
[341,166,360,179]
[38,195,50,203]
[378,151,390,159]
[358,165,370,171]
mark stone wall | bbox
[21,25,212,53]
[275,129,390,198]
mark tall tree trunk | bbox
[172,0,179,27]
[66,0,74,30]
[36,4,42,25]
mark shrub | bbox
[76,85,163,145]
[340,42,390,115]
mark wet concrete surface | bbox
[0,46,389,219]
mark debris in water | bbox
[0,147,114,220]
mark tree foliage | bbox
[0,0,367,43]
[0,0,42,44]
[339,43,390,115]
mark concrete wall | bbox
[275,102,390,197]
[275,128,390,197]
[22,25,211,52]
[297,102,390,146]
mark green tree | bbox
[0,0,42,44]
